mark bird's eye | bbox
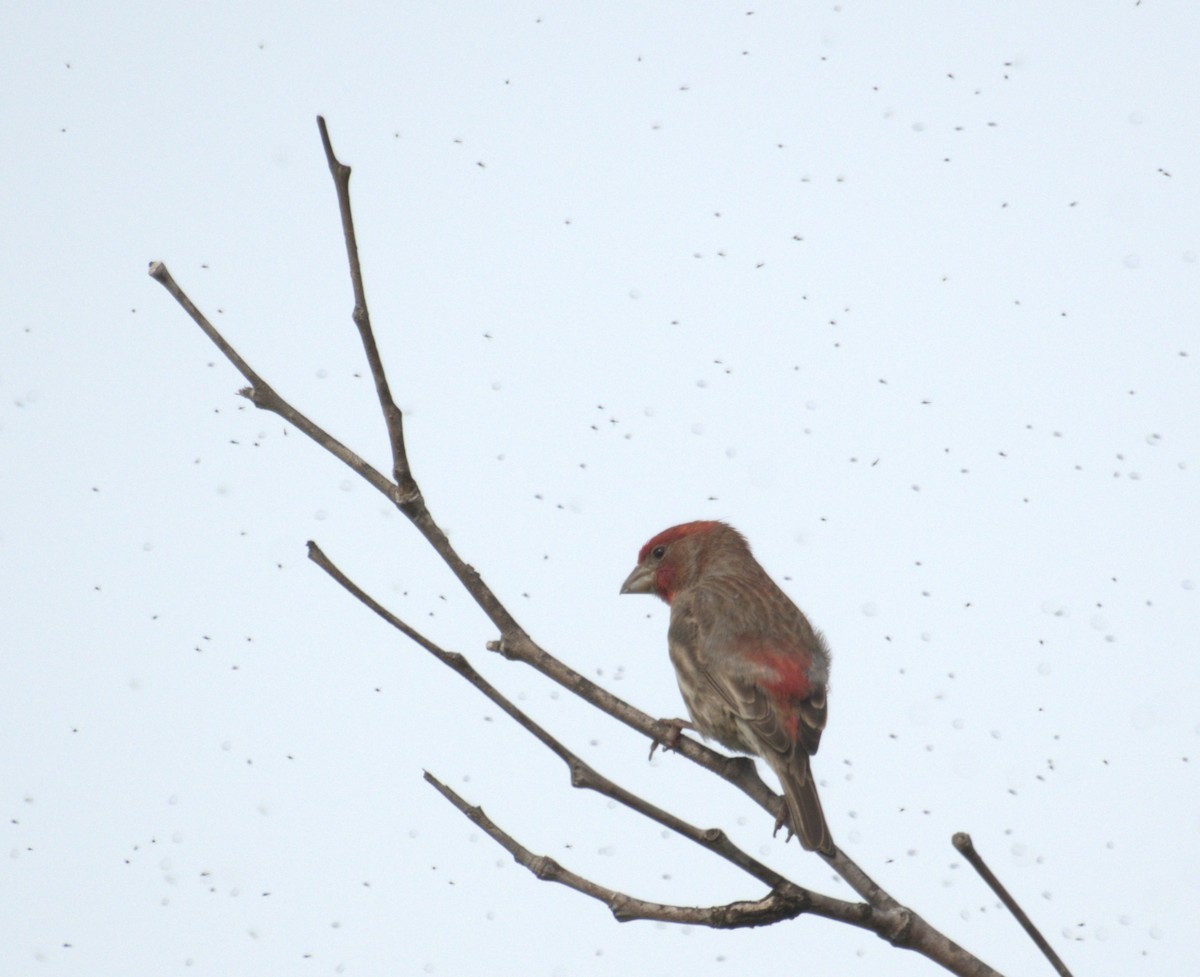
[651,545,666,560]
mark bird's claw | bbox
[772,800,796,841]
[649,717,696,759]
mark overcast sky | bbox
[3,3,1198,976]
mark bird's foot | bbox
[771,800,796,841]
[649,717,696,759]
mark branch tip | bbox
[955,834,1074,977]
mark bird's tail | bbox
[780,754,835,856]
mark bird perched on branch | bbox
[620,520,835,856]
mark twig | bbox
[312,118,525,641]
[425,770,830,927]
[316,116,414,499]
[147,256,517,634]
[953,834,1074,977]
[147,261,397,502]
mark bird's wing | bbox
[684,588,819,744]
[700,632,826,757]
[669,587,826,755]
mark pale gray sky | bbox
[3,3,1198,975]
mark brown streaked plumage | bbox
[621,520,834,855]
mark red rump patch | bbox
[637,520,726,563]
[740,639,812,737]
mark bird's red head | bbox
[635,520,726,564]
[621,520,744,604]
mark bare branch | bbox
[424,771,851,929]
[147,261,271,395]
[426,772,1006,977]
[147,117,1065,977]
[312,118,530,641]
[316,116,413,498]
[147,255,519,637]
[954,833,1074,977]
[147,261,397,502]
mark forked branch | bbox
[147,115,1083,977]
[425,771,837,928]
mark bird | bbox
[620,520,835,855]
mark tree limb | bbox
[425,770,850,928]
[143,115,1079,977]
[954,834,1074,977]
[316,116,414,500]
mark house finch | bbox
[620,520,835,855]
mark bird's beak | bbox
[620,563,654,595]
